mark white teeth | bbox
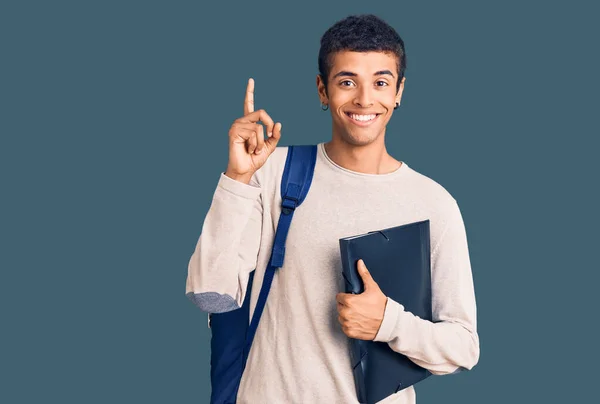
[348,113,376,122]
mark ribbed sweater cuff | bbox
[217,172,261,200]
[373,296,402,342]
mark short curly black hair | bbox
[318,14,407,95]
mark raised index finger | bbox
[244,78,254,116]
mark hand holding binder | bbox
[336,259,388,341]
[339,220,433,404]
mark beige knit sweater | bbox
[186,141,480,403]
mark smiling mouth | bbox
[345,112,381,125]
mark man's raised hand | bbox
[225,78,282,183]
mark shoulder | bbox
[401,164,467,255]
[402,163,457,210]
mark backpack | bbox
[207,144,318,404]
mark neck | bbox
[323,135,401,175]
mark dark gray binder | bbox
[339,219,433,404]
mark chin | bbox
[332,113,388,146]
[337,129,382,147]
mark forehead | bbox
[329,51,397,76]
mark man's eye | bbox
[340,80,388,87]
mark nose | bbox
[353,86,374,108]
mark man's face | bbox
[317,50,405,146]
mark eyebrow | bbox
[332,70,395,79]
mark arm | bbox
[185,171,263,313]
[373,199,480,375]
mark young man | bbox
[186,14,480,404]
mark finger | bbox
[357,259,373,290]
[265,122,282,150]
[229,122,257,141]
[336,292,349,306]
[239,109,275,136]
[231,127,257,143]
[254,123,265,154]
[232,122,260,131]
[244,78,255,116]
[247,131,257,154]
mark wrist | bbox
[224,170,253,184]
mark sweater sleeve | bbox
[185,171,263,313]
[373,199,480,375]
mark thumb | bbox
[357,259,374,291]
[265,122,282,151]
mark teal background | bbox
[1,0,597,403]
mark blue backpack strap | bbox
[242,144,317,366]
[209,145,317,404]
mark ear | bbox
[396,77,406,105]
[316,74,329,103]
